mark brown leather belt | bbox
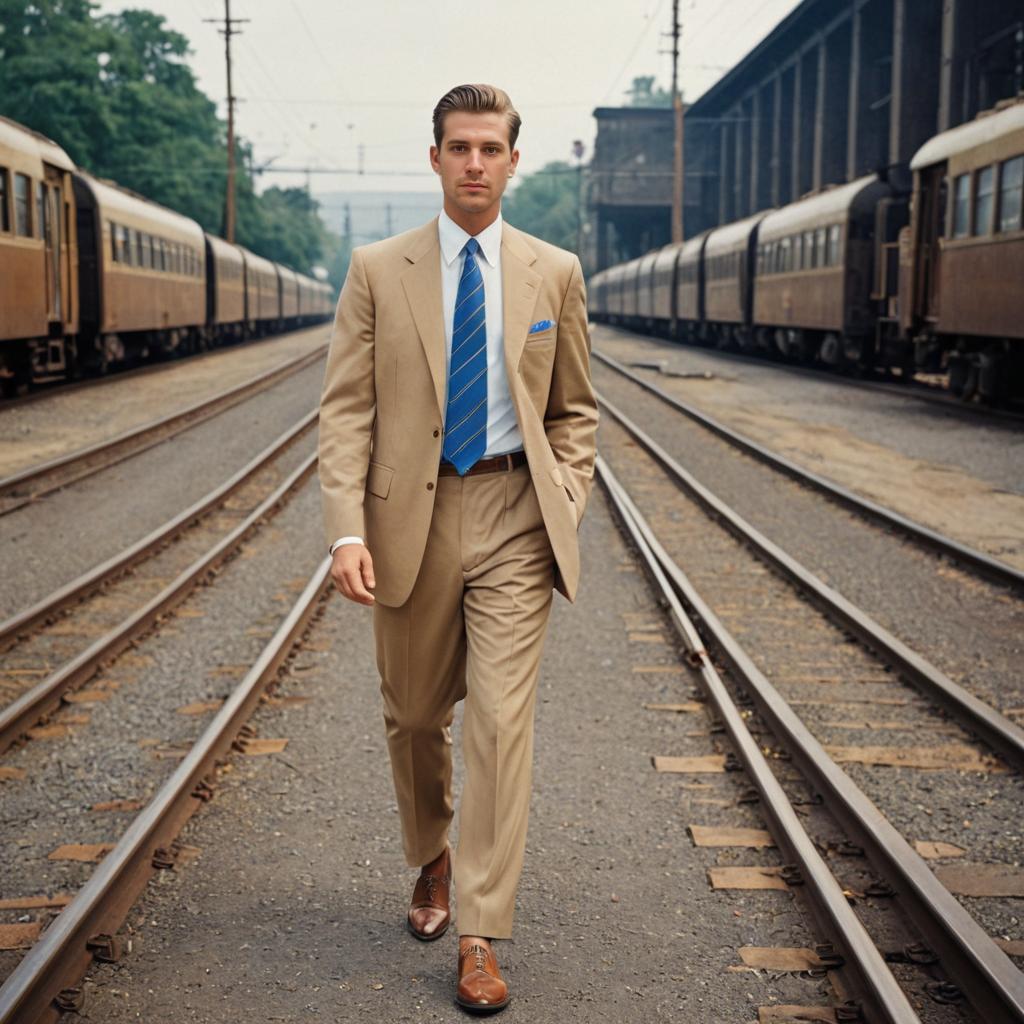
[438,450,527,476]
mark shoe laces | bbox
[463,943,489,972]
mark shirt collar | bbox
[438,207,502,269]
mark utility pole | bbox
[206,0,248,243]
[572,139,586,260]
[670,0,684,243]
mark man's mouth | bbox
[462,182,486,190]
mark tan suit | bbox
[318,216,598,938]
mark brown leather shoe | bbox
[406,845,451,941]
[456,939,510,1014]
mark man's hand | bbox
[330,543,376,605]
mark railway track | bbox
[0,340,328,517]
[0,409,319,755]
[595,405,1024,1019]
[593,346,1024,592]
[0,412,330,1020]
[0,557,332,1023]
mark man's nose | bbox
[466,148,484,172]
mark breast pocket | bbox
[366,460,394,500]
[525,327,555,345]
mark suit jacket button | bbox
[432,429,440,437]
[426,482,434,490]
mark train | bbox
[587,97,1024,403]
[0,114,335,396]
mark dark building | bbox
[586,0,1024,271]
[584,106,675,274]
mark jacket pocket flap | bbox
[366,461,394,499]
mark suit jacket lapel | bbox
[500,224,542,380]
[400,220,447,417]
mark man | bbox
[318,83,598,1014]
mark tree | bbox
[625,75,673,108]
[503,162,582,254]
[0,0,338,276]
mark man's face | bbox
[429,110,519,217]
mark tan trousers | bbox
[372,460,555,939]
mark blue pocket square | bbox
[528,319,555,335]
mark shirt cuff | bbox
[329,536,365,555]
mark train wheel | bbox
[947,352,969,397]
[819,332,843,367]
[0,345,31,398]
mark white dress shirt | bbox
[330,209,523,555]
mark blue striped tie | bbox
[442,238,488,474]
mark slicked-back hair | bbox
[432,84,521,151]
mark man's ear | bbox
[429,144,441,174]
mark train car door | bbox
[40,166,64,328]
[913,164,946,323]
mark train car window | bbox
[0,167,9,232]
[793,233,802,270]
[36,181,45,240]
[951,173,970,237]
[827,225,841,266]
[109,221,117,261]
[780,236,791,272]
[815,227,827,267]
[974,166,995,235]
[998,156,1023,233]
[14,173,31,236]
[803,230,814,269]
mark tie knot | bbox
[463,237,480,258]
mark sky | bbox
[95,0,804,197]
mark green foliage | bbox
[625,75,673,108]
[503,161,583,254]
[0,0,337,275]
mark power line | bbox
[601,0,670,105]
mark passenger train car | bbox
[0,115,334,394]
[588,97,1024,403]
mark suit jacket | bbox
[317,215,599,607]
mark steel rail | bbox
[0,559,332,1024]
[597,391,1024,770]
[0,452,318,756]
[595,455,1024,1022]
[0,341,327,514]
[593,347,1024,592]
[0,409,318,648]
[597,455,921,1023]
